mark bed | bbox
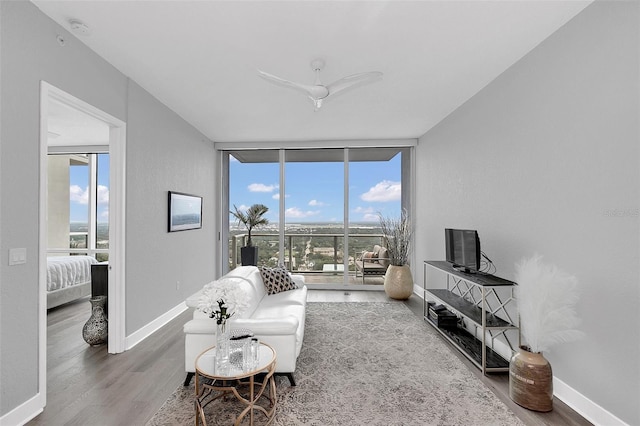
[47,255,99,309]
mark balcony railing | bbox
[229,232,386,283]
[46,231,109,262]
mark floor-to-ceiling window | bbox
[228,150,280,269]
[284,149,345,282]
[224,144,413,289]
[348,147,405,284]
[47,152,110,261]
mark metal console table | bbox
[423,260,519,374]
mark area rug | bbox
[147,302,524,426]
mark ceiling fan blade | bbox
[326,71,383,97]
[257,69,319,96]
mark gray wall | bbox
[126,80,216,333]
[415,2,639,424]
[0,1,216,416]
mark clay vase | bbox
[384,264,413,300]
[509,346,553,412]
[82,296,108,346]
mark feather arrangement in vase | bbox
[515,254,585,353]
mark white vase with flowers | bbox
[197,278,249,365]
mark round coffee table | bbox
[195,342,277,426]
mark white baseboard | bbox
[125,301,188,350]
[0,393,43,426]
[554,377,628,426]
[412,286,628,426]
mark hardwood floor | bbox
[29,291,591,425]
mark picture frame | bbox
[168,191,202,232]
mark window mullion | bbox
[279,149,285,266]
[88,153,98,256]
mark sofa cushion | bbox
[225,266,266,318]
[362,251,376,263]
[378,247,390,268]
[251,304,306,357]
[261,285,307,307]
[260,266,299,295]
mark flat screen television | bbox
[445,228,481,273]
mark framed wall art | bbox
[168,191,202,232]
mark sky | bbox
[69,154,110,223]
[229,152,402,224]
[68,151,402,225]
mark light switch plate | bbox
[9,248,26,265]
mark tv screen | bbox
[445,228,481,273]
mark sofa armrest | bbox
[184,316,299,335]
[183,318,216,334]
[233,316,299,335]
[185,289,203,309]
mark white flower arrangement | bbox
[515,254,585,353]
[197,278,249,324]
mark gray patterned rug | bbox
[147,302,524,426]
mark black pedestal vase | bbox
[241,246,259,266]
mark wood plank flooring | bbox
[28,291,591,425]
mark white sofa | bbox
[183,266,307,386]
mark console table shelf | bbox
[425,317,510,369]
[428,289,515,329]
[423,261,519,374]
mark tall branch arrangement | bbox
[231,203,269,247]
[515,254,584,353]
[378,209,412,266]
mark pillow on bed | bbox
[259,266,299,295]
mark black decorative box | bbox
[427,305,458,330]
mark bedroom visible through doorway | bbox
[39,81,127,409]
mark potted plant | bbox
[510,254,584,412]
[378,209,413,300]
[231,203,269,266]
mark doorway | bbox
[39,82,127,403]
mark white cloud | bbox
[69,185,109,205]
[97,185,109,204]
[248,183,277,193]
[272,193,289,200]
[70,185,87,204]
[285,207,319,219]
[308,199,325,206]
[230,204,250,215]
[353,206,375,214]
[363,213,379,222]
[360,180,401,202]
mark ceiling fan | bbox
[258,59,383,111]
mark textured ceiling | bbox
[33,0,592,144]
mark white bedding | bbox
[47,255,98,292]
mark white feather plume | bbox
[515,254,585,353]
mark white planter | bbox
[384,265,413,300]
